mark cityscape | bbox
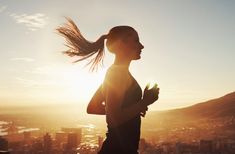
[0,119,235,154]
[0,92,235,154]
[0,92,235,153]
[0,96,235,154]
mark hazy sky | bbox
[0,0,234,110]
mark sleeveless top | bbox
[99,65,142,153]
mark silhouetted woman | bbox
[57,18,159,154]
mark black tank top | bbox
[101,68,142,153]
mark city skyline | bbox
[0,0,235,110]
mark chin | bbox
[133,56,141,60]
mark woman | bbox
[57,18,159,154]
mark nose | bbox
[140,42,144,49]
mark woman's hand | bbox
[142,83,159,106]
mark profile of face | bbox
[106,26,144,61]
[119,30,144,60]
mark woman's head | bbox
[106,26,144,60]
[57,18,144,71]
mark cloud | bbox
[10,13,48,31]
[0,5,7,13]
[26,66,61,75]
[10,57,35,62]
[15,77,57,87]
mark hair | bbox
[56,17,135,71]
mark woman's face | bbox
[121,30,144,60]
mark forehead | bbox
[128,30,139,40]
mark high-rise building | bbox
[61,127,82,146]
[32,139,43,153]
[23,131,31,144]
[200,140,213,153]
[0,137,8,151]
[67,133,78,150]
[55,131,67,146]
[43,133,52,154]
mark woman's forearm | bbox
[87,84,105,115]
[108,99,147,126]
[87,102,105,115]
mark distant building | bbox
[43,133,52,154]
[67,133,78,150]
[31,139,43,152]
[0,137,8,151]
[23,131,31,144]
[55,131,67,146]
[200,140,213,153]
[175,142,199,154]
[162,142,172,153]
[61,127,82,146]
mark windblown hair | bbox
[56,17,107,71]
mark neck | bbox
[113,56,131,69]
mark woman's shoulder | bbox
[103,65,132,96]
[103,65,131,86]
[106,65,128,77]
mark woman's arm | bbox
[105,89,147,126]
[87,84,105,115]
[106,86,159,126]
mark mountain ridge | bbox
[149,91,235,119]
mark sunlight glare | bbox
[61,66,107,103]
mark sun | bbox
[62,66,107,103]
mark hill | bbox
[142,91,235,140]
[162,91,235,118]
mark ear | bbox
[115,39,123,47]
[108,39,123,52]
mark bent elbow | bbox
[87,105,93,114]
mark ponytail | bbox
[56,17,107,71]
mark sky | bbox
[0,0,234,110]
